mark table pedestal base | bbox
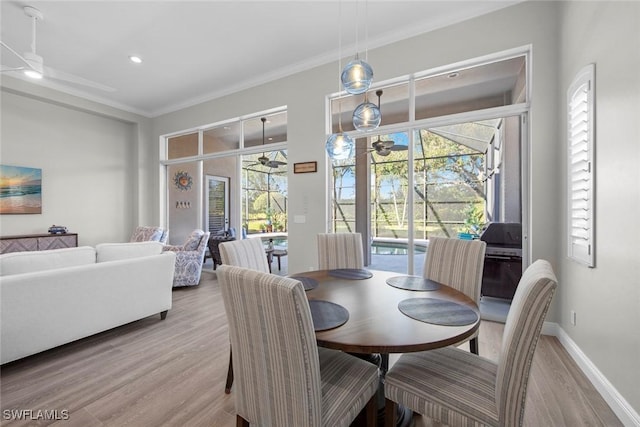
[350,353,413,427]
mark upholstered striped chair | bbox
[384,259,557,427]
[317,232,365,270]
[219,237,269,273]
[423,237,486,354]
[217,265,379,427]
[218,237,270,394]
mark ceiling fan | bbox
[244,117,287,169]
[369,90,408,157]
[0,6,115,92]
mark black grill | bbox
[480,223,523,300]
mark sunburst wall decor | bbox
[173,170,193,191]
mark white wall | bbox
[0,77,152,246]
[558,1,640,414]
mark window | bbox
[326,49,530,273]
[167,132,198,159]
[162,108,287,245]
[567,64,595,267]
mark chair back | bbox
[217,265,323,425]
[495,259,557,426]
[317,232,364,270]
[194,231,210,258]
[219,238,269,272]
[130,226,167,243]
[422,237,486,303]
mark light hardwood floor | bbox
[1,272,622,426]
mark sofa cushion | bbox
[0,246,96,276]
[96,241,164,263]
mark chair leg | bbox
[225,348,234,394]
[236,415,249,427]
[385,398,397,427]
[470,337,479,355]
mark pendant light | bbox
[341,0,373,94]
[325,132,354,160]
[341,55,373,95]
[352,92,380,131]
[326,1,354,160]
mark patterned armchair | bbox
[130,226,169,244]
[163,229,210,287]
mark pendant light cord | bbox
[337,0,344,133]
[364,0,368,62]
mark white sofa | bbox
[0,242,176,364]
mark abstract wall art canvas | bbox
[0,165,42,214]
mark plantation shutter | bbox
[567,64,595,267]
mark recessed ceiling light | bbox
[129,56,142,64]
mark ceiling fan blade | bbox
[269,160,287,166]
[44,65,116,92]
[0,41,34,71]
[381,140,395,148]
[0,66,27,73]
[389,144,408,151]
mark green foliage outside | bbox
[242,159,288,234]
[332,129,487,238]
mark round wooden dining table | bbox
[291,268,480,427]
[295,268,480,359]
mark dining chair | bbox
[218,237,270,394]
[219,237,269,273]
[384,259,557,427]
[217,265,379,427]
[423,236,486,354]
[317,232,365,270]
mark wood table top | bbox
[293,269,480,354]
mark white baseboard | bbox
[542,322,640,427]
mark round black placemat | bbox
[398,298,478,326]
[386,275,441,291]
[309,300,349,331]
[290,276,319,291]
[328,268,373,280]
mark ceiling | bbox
[1,1,522,118]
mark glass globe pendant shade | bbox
[341,58,373,95]
[325,133,355,160]
[352,101,381,131]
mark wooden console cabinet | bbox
[0,233,78,254]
